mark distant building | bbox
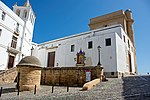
[0,0,36,70]
[32,10,137,78]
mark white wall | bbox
[116,32,128,73]
[35,25,126,73]
[116,28,136,73]
[0,9,24,69]
[0,1,35,70]
[32,24,136,75]
[0,47,8,70]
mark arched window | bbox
[23,10,27,18]
[16,9,20,16]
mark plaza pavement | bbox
[0,75,150,100]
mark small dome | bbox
[17,56,41,67]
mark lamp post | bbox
[31,46,34,56]
[97,45,101,66]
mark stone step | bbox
[0,67,18,85]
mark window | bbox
[16,10,20,16]
[16,23,19,33]
[23,10,27,18]
[2,11,6,20]
[128,40,130,48]
[71,45,75,52]
[11,36,17,48]
[123,35,126,42]
[88,41,93,49]
[111,72,114,75]
[0,29,2,37]
[105,38,111,46]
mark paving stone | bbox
[0,75,150,100]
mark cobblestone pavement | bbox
[0,75,150,100]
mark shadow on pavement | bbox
[122,75,150,100]
[2,88,17,94]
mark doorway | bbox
[7,55,15,69]
[128,53,132,73]
[47,52,55,67]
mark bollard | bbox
[17,72,20,96]
[67,86,69,92]
[52,85,54,93]
[0,87,3,97]
[17,72,20,90]
[17,86,20,95]
[34,85,36,95]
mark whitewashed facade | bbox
[0,0,35,70]
[0,0,137,77]
[32,24,136,77]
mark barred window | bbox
[105,38,111,46]
[11,36,17,48]
[88,41,93,49]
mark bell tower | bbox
[125,9,134,45]
[12,0,36,58]
[13,0,36,34]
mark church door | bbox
[47,52,55,67]
[7,55,15,69]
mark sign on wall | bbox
[85,70,91,82]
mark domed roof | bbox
[17,56,41,67]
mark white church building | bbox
[0,0,35,70]
[0,0,137,78]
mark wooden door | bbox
[7,55,15,69]
[47,52,55,67]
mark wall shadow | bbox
[122,75,150,100]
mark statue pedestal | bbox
[76,64,84,67]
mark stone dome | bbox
[17,56,41,67]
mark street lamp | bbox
[31,46,34,56]
[97,45,101,66]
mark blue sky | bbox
[2,0,150,75]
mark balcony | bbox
[14,28,20,36]
[7,46,21,55]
